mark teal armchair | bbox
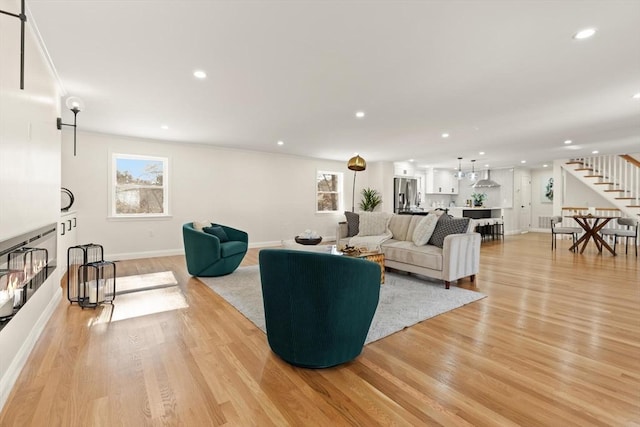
[259,249,380,368]
[182,222,248,277]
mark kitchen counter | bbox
[449,207,503,219]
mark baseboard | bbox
[0,289,62,412]
[107,237,340,260]
[107,248,184,261]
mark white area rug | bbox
[198,266,486,344]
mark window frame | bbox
[109,153,170,219]
[316,170,344,214]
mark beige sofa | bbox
[337,214,481,289]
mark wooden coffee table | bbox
[343,251,385,284]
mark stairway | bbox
[562,154,640,218]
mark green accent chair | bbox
[259,249,380,368]
[182,222,248,277]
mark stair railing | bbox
[573,154,639,207]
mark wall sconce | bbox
[57,97,84,156]
[0,0,27,90]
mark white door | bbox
[520,174,531,233]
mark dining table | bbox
[568,214,618,255]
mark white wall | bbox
[61,131,381,259]
[530,168,554,231]
[0,0,62,410]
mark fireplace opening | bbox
[0,223,57,330]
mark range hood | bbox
[472,170,500,188]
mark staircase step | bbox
[604,189,629,193]
[594,182,614,185]
[566,161,583,165]
[615,197,635,200]
[627,205,640,208]
[584,175,604,178]
[574,168,593,172]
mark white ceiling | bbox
[26,0,640,170]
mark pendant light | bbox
[454,157,465,179]
[468,159,478,182]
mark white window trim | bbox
[316,170,344,213]
[109,153,170,219]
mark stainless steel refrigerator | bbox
[394,177,419,213]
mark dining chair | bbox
[550,216,581,251]
[600,217,638,256]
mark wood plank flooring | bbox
[0,233,638,426]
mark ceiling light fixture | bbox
[564,140,573,144]
[277,140,284,146]
[0,0,27,89]
[574,28,596,40]
[441,133,450,138]
[193,70,207,79]
[521,160,527,164]
[355,111,365,118]
[592,150,599,154]
[454,157,465,179]
[161,125,169,130]
[633,93,640,99]
[479,151,485,155]
[56,96,84,156]
[543,164,549,168]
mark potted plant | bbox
[359,188,382,212]
[471,192,487,207]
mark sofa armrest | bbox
[442,232,481,281]
[337,221,348,240]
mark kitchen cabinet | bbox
[426,168,459,194]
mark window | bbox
[316,171,343,213]
[111,154,169,217]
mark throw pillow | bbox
[428,216,470,248]
[412,211,444,246]
[344,211,360,237]
[193,220,211,231]
[357,212,391,237]
[203,225,229,242]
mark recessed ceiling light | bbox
[193,70,207,79]
[592,150,599,154]
[633,93,640,99]
[574,28,596,40]
[543,164,549,168]
[409,159,414,162]
[277,140,284,146]
[441,133,449,138]
[564,140,573,144]
[355,111,365,118]
[521,160,527,164]
[479,151,485,155]
[160,125,169,130]
[484,164,489,168]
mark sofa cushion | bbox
[428,216,471,248]
[203,225,229,242]
[388,215,413,241]
[357,212,391,236]
[412,212,443,246]
[220,241,248,257]
[382,240,443,271]
[192,220,211,231]
[344,211,360,237]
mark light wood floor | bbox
[1,233,638,426]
